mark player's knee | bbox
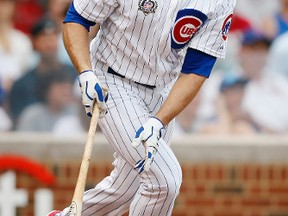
[167,163,182,196]
[160,165,182,198]
[160,178,182,201]
[167,179,182,199]
[171,168,182,197]
[142,181,181,200]
[158,170,182,199]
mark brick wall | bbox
[2,162,288,216]
[1,134,288,216]
[177,163,288,216]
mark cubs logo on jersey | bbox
[171,9,208,50]
[138,0,158,16]
[222,14,233,41]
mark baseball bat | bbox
[67,105,100,216]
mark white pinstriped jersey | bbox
[185,0,236,58]
[74,0,236,87]
[60,1,237,215]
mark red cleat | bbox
[47,210,62,216]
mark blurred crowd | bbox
[0,0,288,136]
[175,0,288,136]
[0,0,86,135]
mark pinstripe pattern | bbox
[64,0,236,215]
[188,0,237,58]
[75,0,182,88]
[74,0,236,89]
[71,70,180,216]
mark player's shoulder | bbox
[184,0,236,19]
[215,0,237,14]
[203,0,236,21]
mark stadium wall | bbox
[0,133,288,216]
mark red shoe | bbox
[47,210,62,216]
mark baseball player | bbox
[48,0,236,215]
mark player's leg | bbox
[48,69,145,216]
[55,77,144,216]
[125,80,182,216]
[70,67,181,216]
[81,154,139,216]
[59,153,139,216]
[100,77,182,216]
[60,74,150,216]
[128,129,182,216]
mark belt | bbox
[107,67,156,89]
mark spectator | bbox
[236,0,279,29]
[266,32,288,78]
[197,30,272,135]
[9,17,77,123]
[230,14,252,33]
[39,0,97,66]
[263,0,288,39]
[173,93,202,137]
[52,83,90,136]
[238,29,272,80]
[40,0,73,66]
[0,0,33,93]
[197,14,253,124]
[44,0,71,30]
[13,0,43,34]
[243,32,288,133]
[199,74,258,134]
[16,69,76,132]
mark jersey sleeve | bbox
[188,0,236,59]
[64,2,96,31]
[73,0,119,24]
[181,48,216,78]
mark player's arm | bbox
[156,48,216,125]
[63,23,92,73]
[132,48,216,174]
[132,3,235,173]
[63,2,108,117]
[63,2,97,73]
[156,73,205,125]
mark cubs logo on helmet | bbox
[222,14,233,41]
[171,9,208,50]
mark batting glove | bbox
[132,117,165,174]
[78,70,109,118]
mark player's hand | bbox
[132,117,165,174]
[78,70,109,118]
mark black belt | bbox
[107,67,156,89]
